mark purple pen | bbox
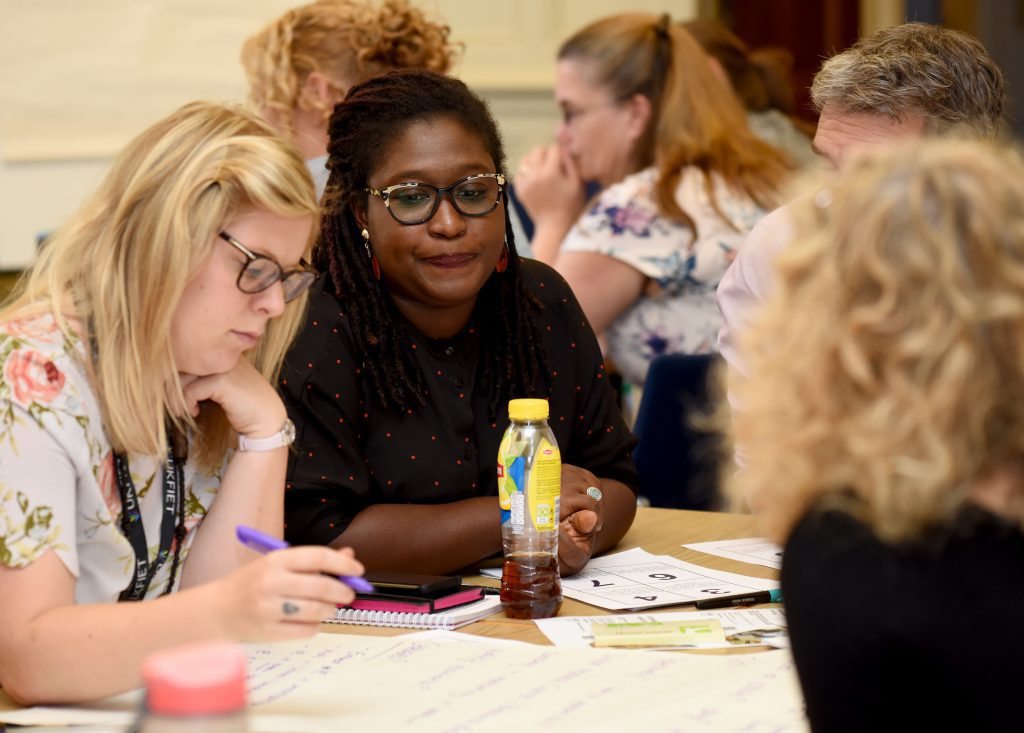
[235,525,375,593]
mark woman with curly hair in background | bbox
[241,0,459,198]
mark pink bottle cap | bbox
[142,641,248,717]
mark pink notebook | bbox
[343,587,484,614]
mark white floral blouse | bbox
[0,313,223,603]
[561,166,766,386]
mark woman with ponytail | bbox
[516,13,791,388]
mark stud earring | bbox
[361,228,381,281]
[496,241,510,273]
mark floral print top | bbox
[0,313,222,603]
[561,166,766,386]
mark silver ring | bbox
[282,601,300,616]
[586,486,603,501]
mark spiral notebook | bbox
[325,596,503,630]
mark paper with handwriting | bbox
[1,632,806,732]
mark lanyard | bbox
[88,326,187,600]
[114,441,185,601]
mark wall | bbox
[0,0,693,270]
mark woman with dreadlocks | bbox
[280,70,638,575]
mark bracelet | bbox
[237,419,295,452]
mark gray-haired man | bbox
[718,22,1003,380]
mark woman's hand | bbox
[180,359,287,438]
[515,144,587,233]
[557,464,605,575]
[212,545,365,641]
[173,359,292,590]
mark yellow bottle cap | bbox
[508,398,549,421]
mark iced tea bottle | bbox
[497,398,562,619]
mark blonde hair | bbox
[241,0,458,142]
[559,13,791,234]
[729,138,1024,543]
[2,101,318,469]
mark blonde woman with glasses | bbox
[731,138,1024,731]
[0,102,365,704]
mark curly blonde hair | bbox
[729,138,1024,543]
[241,0,459,142]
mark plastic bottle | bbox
[497,398,563,619]
[133,641,249,733]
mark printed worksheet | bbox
[535,608,789,649]
[683,537,784,570]
[481,547,778,611]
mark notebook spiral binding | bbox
[325,597,502,630]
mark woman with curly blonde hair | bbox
[241,0,459,197]
[731,138,1024,731]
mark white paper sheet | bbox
[683,537,785,569]
[1,632,807,732]
[535,608,789,649]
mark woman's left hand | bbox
[179,359,287,439]
[557,464,605,575]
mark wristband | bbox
[237,419,295,452]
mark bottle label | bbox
[498,434,525,527]
[528,438,560,531]
[498,432,560,531]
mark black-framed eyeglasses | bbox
[218,231,315,303]
[365,173,505,225]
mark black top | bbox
[782,505,1024,732]
[280,258,638,545]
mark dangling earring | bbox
[496,241,510,273]
[362,228,381,281]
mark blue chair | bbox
[632,353,722,510]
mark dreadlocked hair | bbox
[317,69,550,418]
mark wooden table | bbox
[324,507,776,645]
[0,508,780,721]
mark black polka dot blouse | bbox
[279,258,638,546]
